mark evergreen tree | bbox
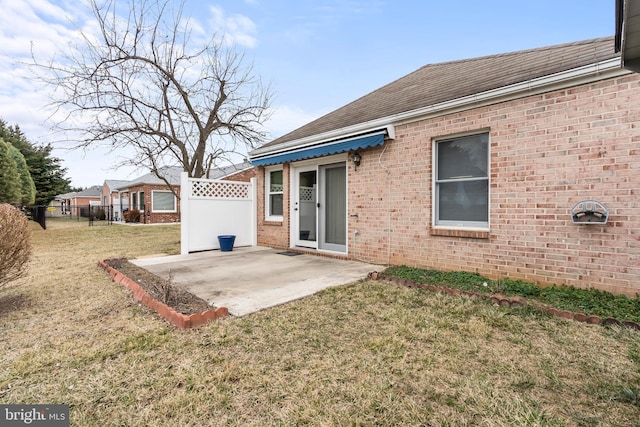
[30,144,72,205]
[0,119,72,205]
[7,143,36,205]
[0,138,21,204]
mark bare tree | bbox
[32,0,272,190]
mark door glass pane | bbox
[324,166,346,245]
[298,171,316,241]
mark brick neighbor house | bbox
[54,186,102,217]
[249,36,640,297]
[115,166,182,224]
[101,179,130,221]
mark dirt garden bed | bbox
[99,258,228,329]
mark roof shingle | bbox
[259,37,618,149]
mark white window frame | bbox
[433,131,490,230]
[265,165,284,221]
[151,190,177,213]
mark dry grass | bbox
[1,217,639,426]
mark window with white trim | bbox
[265,167,283,220]
[152,190,176,212]
[435,132,489,228]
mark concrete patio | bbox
[131,246,380,316]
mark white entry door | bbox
[294,167,317,248]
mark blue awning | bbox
[250,132,386,166]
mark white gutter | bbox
[251,57,627,159]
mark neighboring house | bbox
[46,197,64,217]
[51,191,76,215]
[54,186,102,217]
[102,179,131,221]
[117,163,252,224]
[249,36,640,297]
[217,161,256,182]
[115,166,183,224]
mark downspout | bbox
[378,144,392,266]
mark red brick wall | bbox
[256,164,290,249]
[101,183,126,206]
[225,167,257,182]
[129,184,181,224]
[256,73,640,296]
[346,73,640,296]
[70,197,100,216]
[101,184,110,206]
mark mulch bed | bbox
[103,258,210,315]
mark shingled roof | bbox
[115,162,252,190]
[258,37,618,151]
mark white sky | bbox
[0,0,613,187]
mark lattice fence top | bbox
[190,179,250,199]
[300,186,315,201]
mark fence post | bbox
[30,205,46,230]
[180,172,189,255]
[250,177,257,247]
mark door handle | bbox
[317,203,320,208]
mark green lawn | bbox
[1,217,639,426]
[383,266,640,323]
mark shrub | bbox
[124,209,141,223]
[0,204,32,288]
[92,207,106,221]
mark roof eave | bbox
[619,0,640,72]
[251,57,626,160]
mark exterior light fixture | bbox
[352,152,361,169]
[571,200,609,224]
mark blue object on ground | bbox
[218,235,236,251]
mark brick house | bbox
[101,179,130,221]
[54,186,101,217]
[115,167,182,224]
[249,37,640,297]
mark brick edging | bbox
[98,260,229,330]
[369,272,640,331]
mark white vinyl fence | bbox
[180,172,256,254]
